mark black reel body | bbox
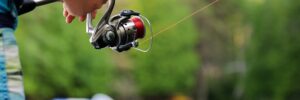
[86,0,152,52]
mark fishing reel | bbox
[86,0,153,52]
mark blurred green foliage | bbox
[244,0,300,99]
[132,0,199,96]
[14,0,300,99]
[16,4,116,99]
[16,0,199,99]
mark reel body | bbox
[86,0,152,52]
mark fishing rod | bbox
[18,0,153,53]
[18,0,59,15]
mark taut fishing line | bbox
[85,0,219,53]
[140,0,219,45]
[17,0,219,53]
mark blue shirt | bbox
[0,0,10,13]
[0,0,18,29]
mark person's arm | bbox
[62,0,107,23]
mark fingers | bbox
[66,15,75,24]
[79,10,97,22]
[92,10,97,19]
[64,8,75,24]
[79,16,86,22]
[63,8,68,17]
[63,9,97,23]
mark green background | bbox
[15,0,300,99]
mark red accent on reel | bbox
[130,17,145,39]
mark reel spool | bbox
[86,0,153,52]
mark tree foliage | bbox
[245,0,300,99]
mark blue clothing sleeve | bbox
[0,0,18,29]
[0,0,9,13]
[0,28,25,100]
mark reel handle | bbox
[86,13,94,35]
[86,0,115,35]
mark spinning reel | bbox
[86,0,153,52]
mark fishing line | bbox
[140,0,219,45]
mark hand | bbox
[63,8,97,23]
[62,0,107,23]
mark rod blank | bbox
[33,0,59,7]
